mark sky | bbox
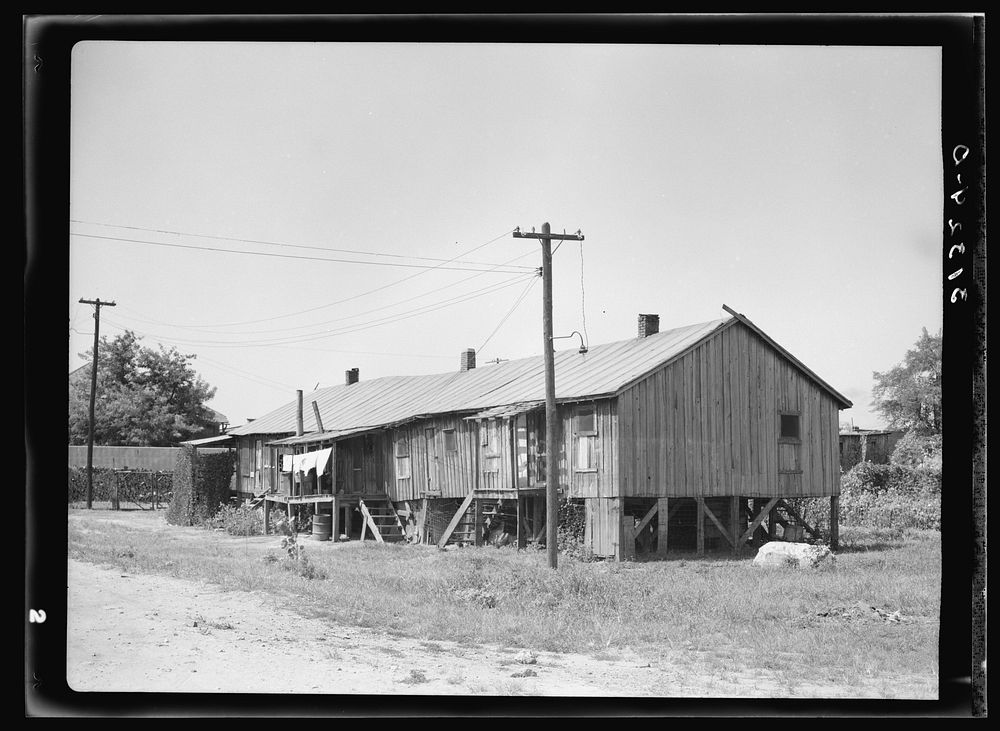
[68,41,943,431]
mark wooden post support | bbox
[517,495,528,549]
[737,496,782,551]
[696,498,706,556]
[474,498,483,547]
[331,496,339,541]
[730,496,740,556]
[768,504,777,540]
[620,498,636,561]
[437,491,476,548]
[778,499,820,540]
[532,495,544,543]
[263,498,271,535]
[418,498,428,544]
[657,498,670,556]
[703,501,735,549]
[830,495,840,551]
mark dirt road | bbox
[66,557,848,699]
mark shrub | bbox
[837,461,941,531]
[167,447,235,526]
[68,467,173,505]
[556,499,595,561]
[890,431,943,469]
[210,503,263,536]
[274,532,327,580]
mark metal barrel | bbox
[312,513,332,541]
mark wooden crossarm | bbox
[702,501,735,548]
[437,492,476,548]
[738,497,781,547]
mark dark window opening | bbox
[575,406,597,435]
[444,428,457,452]
[780,414,800,440]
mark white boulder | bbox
[752,541,835,569]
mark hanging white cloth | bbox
[292,447,333,476]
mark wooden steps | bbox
[359,497,407,543]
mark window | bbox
[351,439,363,470]
[395,435,409,457]
[444,428,457,452]
[780,413,800,441]
[574,405,598,471]
[396,456,411,480]
[575,406,597,435]
[576,435,596,470]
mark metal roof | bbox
[464,401,545,420]
[228,312,850,438]
[179,434,236,446]
[228,317,729,436]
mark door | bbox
[423,427,441,495]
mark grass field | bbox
[67,508,940,697]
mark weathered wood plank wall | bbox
[618,322,841,499]
[390,417,477,502]
[561,399,618,499]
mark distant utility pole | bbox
[79,298,116,509]
[513,223,584,569]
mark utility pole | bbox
[79,298,116,509]
[513,223,584,569]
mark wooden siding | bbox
[334,432,392,495]
[390,416,477,502]
[234,433,293,495]
[561,399,618,499]
[584,497,621,558]
[618,322,841,499]
[67,445,229,472]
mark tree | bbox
[69,330,218,446]
[871,327,942,435]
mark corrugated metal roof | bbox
[464,401,545,420]
[228,313,852,437]
[228,317,731,437]
[180,434,236,446]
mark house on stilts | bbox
[224,305,852,559]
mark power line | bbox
[113,228,526,329]
[100,274,537,349]
[105,275,534,347]
[117,270,531,336]
[70,219,536,270]
[194,355,298,393]
[70,231,531,274]
[476,275,540,354]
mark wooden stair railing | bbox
[359,498,406,543]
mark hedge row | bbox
[68,467,172,505]
[166,447,236,526]
[787,461,942,534]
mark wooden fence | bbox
[68,445,230,471]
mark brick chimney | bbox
[638,313,660,338]
[345,368,359,385]
[460,348,476,372]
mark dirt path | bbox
[68,557,848,698]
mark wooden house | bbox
[226,305,852,558]
[838,428,905,472]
